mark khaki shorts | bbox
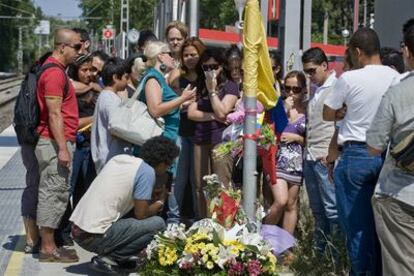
[35,138,74,229]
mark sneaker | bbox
[90,256,119,275]
[39,247,79,263]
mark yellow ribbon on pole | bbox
[243,0,279,109]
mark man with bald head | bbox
[35,28,82,262]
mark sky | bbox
[33,0,83,18]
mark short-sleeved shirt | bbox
[91,90,132,173]
[193,80,239,145]
[366,73,414,207]
[36,57,79,142]
[70,155,155,234]
[324,65,400,145]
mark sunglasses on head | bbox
[202,64,219,71]
[284,85,303,94]
[303,67,317,75]
[162,51,173,57]
[65,43,83,51]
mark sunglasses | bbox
[303,67,317,75]
[162,52,173,57]
[65,43,83,51]
[202,64,219,71]
[284,85,303,94]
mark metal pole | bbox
[237,0,256,220]
[17,27,23,74]
[242,96,257,220]
[189,0,199,37]
[323,9,328,44]
[363,0,367,27]
[353,0,359,32]
[260,0,268,35]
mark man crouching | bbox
[70,136,179,273]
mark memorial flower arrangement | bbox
[142,220,278,275]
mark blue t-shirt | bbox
[133,161,156,201]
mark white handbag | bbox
[108,75,164,146]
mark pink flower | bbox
[247,259,262,276]
[228,261,244,276]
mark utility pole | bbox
[188,0,199,37]
[17,26,23,74]
[323,9,328,44]
[363,0,367,27]
[353,0,360,32]
[120,0,129,58]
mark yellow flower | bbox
[202,254,209,263]
[158,246,177,266]
[206,261,214,270]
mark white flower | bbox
[163,223,187,240]
[145,239,158,260]
[216,245,235,269]
[223,223,244,241]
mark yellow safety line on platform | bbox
[4,230,25,276]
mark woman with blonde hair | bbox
[136,40,196,223]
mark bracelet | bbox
[209,92,218,97]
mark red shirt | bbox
[36,57,79,142]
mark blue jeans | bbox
[174,136,196,217]
[165,138,182,224]
[73,217,165,261]
[334,143,383,275]
[303,159,338,251]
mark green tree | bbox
[78,0,156,36]
[0,0,40,72]
[199,0,238,29]
[312,0,375,45]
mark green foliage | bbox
[200,0,238,29]
[0,0,40,72]
[78,0,156,35]
[311,0,375,45]
[288,189,350,275]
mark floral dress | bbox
[276,115,306,185]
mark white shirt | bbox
[324,65,400,145]
[70,155,144,234]
[310,71,337,106]
[306,71,337,160]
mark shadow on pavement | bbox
[65,261,104,275]
[2,235,25,253]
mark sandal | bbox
[24,240,40,254]
[39,247,79,263]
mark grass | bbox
[287,190,350,276]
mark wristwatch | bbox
[209,92,218,97]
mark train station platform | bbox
[0,125,137,275]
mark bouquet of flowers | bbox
[257,124,278,185]
[143,220,278,275]
[203,174,244,229]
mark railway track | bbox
[0,76,22,132]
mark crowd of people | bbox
[17,17,414,275]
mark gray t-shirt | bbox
[367,72,414,207]
[91,90,131,173]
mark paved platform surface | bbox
[0,126,138,275]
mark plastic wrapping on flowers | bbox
[142,220,278,275]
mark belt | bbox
[343,140,366,147]
[71,224,98,243]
